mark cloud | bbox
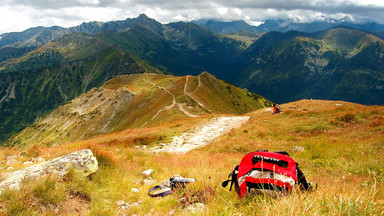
[1,0,384,34]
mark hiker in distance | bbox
[272,104,280,115]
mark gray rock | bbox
[292,146,305,152]
[31,157,46,163]
[166,209,176,216]
[184,203,207,214]
[142,169,154,177]
[116,200,126,206]
[23,161,33,165]
[131,188,140,193]
[0,149,98,194]
[6,156,21,166]
[6,155,17,160]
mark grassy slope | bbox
[237,28,384,105]
[5,72,270,147]
[0,99,382,215]
[0,34,148,144]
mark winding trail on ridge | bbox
[141,77,201,127]
[151,116,250,154]
[184,75,212,113]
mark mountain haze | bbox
[0,14,159,48]
[194,18,384,35]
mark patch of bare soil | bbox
[151,116,250,153]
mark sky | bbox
[1,0,384,34]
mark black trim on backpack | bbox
[246,182,289,193]
[252,154,289,168]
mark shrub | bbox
[368,119,383,127]
[338,113,356,123]
[27,144,42,157]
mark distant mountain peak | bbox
[138,13,149,19]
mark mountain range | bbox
[194,18,384,35]
[0,14,383,144]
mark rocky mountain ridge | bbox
[5,72,271,146]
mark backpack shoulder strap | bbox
[296,163,311,190]
[222,165,239,191]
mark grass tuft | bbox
[27,144,42,157]
[86,143,118,168]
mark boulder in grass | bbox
[0,149,98,194]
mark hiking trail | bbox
[151,116,250,154]
[141,76,204,127]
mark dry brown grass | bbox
[1,99,383,215]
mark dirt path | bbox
[151,116,250,154]
[141,77,202,127]
[184,75,212,113]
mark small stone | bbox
[135,146,140,149]
[6,158,21,166]
[131,188,140,193]
[116,200,126,206]
[184,203,207,214]
[6,155,17,160]
[7,167,14,170]
[166,209,176,216]
[142,169,154,177]
[31,157,45,163]
[132,202,141,207]
[23,161,33,165]
[143,179,156,186]
[292,146,305,152]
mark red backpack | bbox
[222,150,313,197]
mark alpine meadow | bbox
[0,13,383,215]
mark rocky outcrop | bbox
[0,149,98,193]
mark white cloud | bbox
[0,0,384,34]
